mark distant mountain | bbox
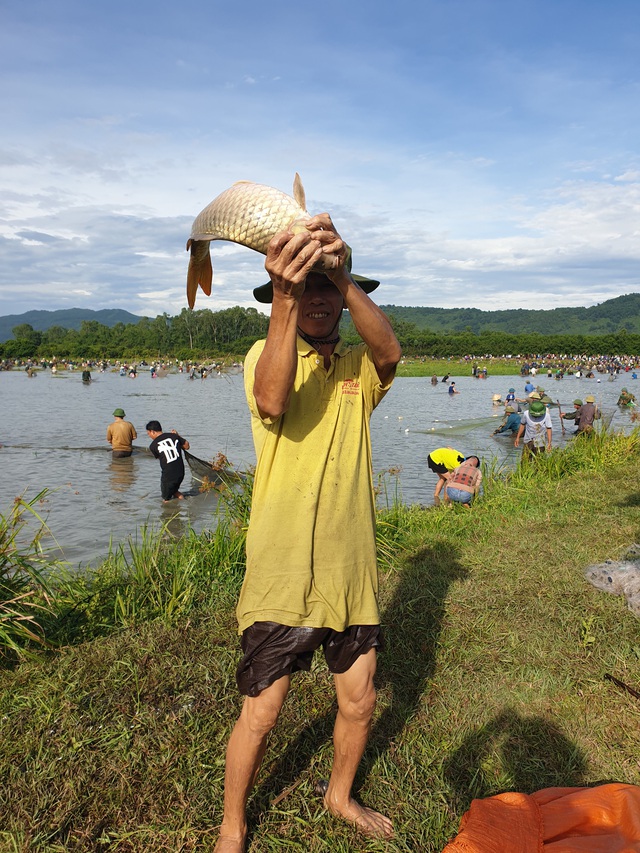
[0,308,147,342]
[378,293,640,336]
[3,293,640,345]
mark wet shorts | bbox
[427,455,449,475]
[160,471,184,500]
[236,622,383,697]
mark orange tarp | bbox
[442,784,640,853]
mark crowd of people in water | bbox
[0,357,244,377]
[4,352,640,375]
[423,363,639,508]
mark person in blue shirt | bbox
[524,380,535,394]
[491,405,521,435]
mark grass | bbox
[2,433,640,850]
[396,358,526,378]
[0,491,60,663]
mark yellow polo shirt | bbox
[237,337,394,634]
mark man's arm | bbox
[306,215,401,383]
[514,424,525,447]
[252,231,324,419]
[333,269,401,383]
[171,429,190,451]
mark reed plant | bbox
[0,491,56,662]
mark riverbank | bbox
[395,357,639,378]
[2,430,640,851]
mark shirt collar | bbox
[296,335,349,358]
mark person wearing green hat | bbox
[214,213,400,850]
[561,396,601,435]
[617,387,637,407]
[560,399,583,434]
[515,399,552,456]
[106,407,137,457]
[491,405,521,436]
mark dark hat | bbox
[573,398,583,406]
[252,247,380,304]
[113,408,125,417]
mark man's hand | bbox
[265,231,323,301]
[303,213,351,290]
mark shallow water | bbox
[1,366,635,568]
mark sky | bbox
[1,0,640,319]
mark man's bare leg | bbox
[434,474,447,501]
[322,649,394,839]
[214,675,290,853]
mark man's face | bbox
[297,274,344,338]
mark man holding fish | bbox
[212,212,401,850]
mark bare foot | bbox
[176,491,184,500]
[213,832,246,852]
[318,782,394,839]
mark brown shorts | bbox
[236,622,383,697]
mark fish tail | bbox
[186,239,213,309]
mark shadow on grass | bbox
[443,708,587,814]
[617,492,640,507]
[360,540,468,787]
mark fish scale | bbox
[185,174,339,308]
[190,182,305,253]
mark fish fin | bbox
[293,173,306,211]
[199,264,212,296]
[186,240,213,308]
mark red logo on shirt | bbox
[342,380,360,396]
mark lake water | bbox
[1,366,635,568]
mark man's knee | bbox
[241,691,285,738]
[338,681,377,724]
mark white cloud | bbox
[2,0,640,319]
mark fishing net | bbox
[599,407,616,429]
[184,449,239,488]
[585,544,640,617]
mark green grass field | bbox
[396,358,527,378]
[2,431,640,851]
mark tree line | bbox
[3,307,640,360]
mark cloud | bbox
[2,0,640,319]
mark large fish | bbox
[185,173,340,308]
